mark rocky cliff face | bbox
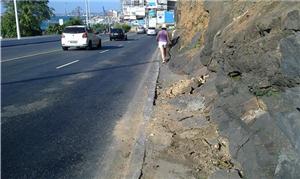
[170,1,300,178]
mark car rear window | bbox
[149,27,155,30]
[63,27,86,33]
[111,29,122,33]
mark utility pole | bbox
[13,0,21,39]
[84,0,89,27]
[88,0,91,22]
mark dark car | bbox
[110,28,127,41]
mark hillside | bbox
[142,1,300,178]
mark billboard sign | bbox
[149,17,157,27]
[137,19,145,26]
[157,0,167,4]
[135,7,146,16]
[147,0,157,8]
[165,11,175,24]
[157,11,165,24]
[149,10,156,17]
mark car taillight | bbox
[61,34,65,38]
[82,32,88,38]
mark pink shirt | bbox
[157,30,168,43]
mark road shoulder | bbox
[96,49,160,179]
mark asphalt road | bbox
[1,34,158,178]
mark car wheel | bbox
[110,38,112,41]
[62,47,68,51]
[97,40,102,49]
[86,41,92,50]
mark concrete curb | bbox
[126,50,160,179]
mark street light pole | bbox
[13,0,21,39]
[84,0,89,27]
[88,0,91,22]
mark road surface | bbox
[1,34,158,178]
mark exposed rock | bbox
[166,78,203,97]
[280,33,300,79]
[143,65,235,179]
[282,10,300,31]
[149,131,173,148]
[274,149,300,178]
[180,116,210,129]
[240,97,267,124]
[208,169,241,179]
[147,159,196,179]
[169,94,205,112]
[166,1,300,178]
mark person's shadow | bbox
[167,36,180,62]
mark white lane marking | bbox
[1,49,61,63]
[1,38,111,63]
[1,36,128,63]
[118,44,123,47]
[99,50,109,54]
[56,60,79,69]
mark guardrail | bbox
[1,35,61,47]
[1,32,137,48]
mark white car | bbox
[147,27,157,36]
[61,25,101,50]
[137,26,146,34]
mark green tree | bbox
[113,23,131,32]
[45,17,83,35]
[92,23,109,33]
[45,24,64,35]
[122,24,131,33]
[1,0,53,38]
[64,17,83,26]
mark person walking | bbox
[156,24,171,63]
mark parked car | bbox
[137,26,146,34]
[110,28,127,41]
[61,25,101,50]
[147,27,157,36]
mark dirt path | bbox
[141,65,243,179]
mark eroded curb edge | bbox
[126,50,160,179]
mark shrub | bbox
[113,23,131,32]
[45,17,83,35]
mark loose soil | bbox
[141,65,241,179]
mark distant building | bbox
[121,0,177,27]
[107,10,118,18]
[122,0,146,20]
[89,10,120,25]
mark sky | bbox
[48,0,121,15]
[0,0,121,15]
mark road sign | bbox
[59,19,64,26]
